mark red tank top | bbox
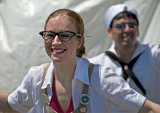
[50,76,74,113]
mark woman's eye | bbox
[46,34,55,39]
[60,33,72,39]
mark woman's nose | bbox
[51,35,61,45]
[53,35,61,42]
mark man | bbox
[89,4,160,112]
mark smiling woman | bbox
[0,8,160,113]
[43,9,85,58]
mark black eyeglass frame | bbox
[39,31,82,42]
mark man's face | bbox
[107,17,139,49]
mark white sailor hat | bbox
[104,4,138,28]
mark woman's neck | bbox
[52,59,76,111]
[53,59,76,84]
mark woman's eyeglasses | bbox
[39,31,82,42]
[112,22,137,30]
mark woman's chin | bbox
[51,56,62,63]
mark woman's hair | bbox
[44,9,85,57]
[110,11,139,28]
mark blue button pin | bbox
[80,94,89,105]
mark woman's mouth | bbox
[51,48,66,55]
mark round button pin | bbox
[124,65,128,70]
[80,106,87,113]
[80,94,89,105]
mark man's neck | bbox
[115,45,137,63]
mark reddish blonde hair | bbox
[44,9,85,57]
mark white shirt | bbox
[8,57,146,113]
[89,42,160,112]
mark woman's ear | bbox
[77,36,84,49]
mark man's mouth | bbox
[123,36,131,41]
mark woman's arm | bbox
[139,99,160,113]
[0,92,18,113]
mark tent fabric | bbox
[0,0,160,92]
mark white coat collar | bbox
[41,58,90,89]
[74,57,90,85]
[108,41,148,61]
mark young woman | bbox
[0,8,159,113]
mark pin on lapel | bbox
[79,94,89,113]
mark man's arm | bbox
[0,92,18,113]
[139,99,160,113]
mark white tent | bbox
[0,0,160,92]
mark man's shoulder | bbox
[140,43,160,54]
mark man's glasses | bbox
[112,22,137,30]
[39,31,82,42]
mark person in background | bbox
[89,3,160,113]
[0,8,160,113]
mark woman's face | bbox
[44,15,83,63]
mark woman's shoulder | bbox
[91,63,121,86]
[92,63,115,75]
[25,63,50,82]
[28,63,48,74]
